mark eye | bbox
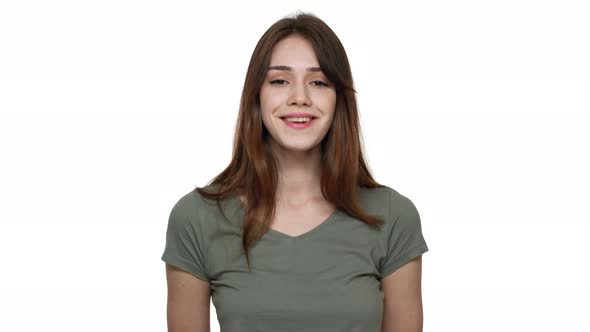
[269,79,287,85]
[311,80,329,87]
[269,79,329,87]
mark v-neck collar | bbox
[226,193,342,241]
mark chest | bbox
[209,221,385,330]
[204,194,390,330]
[270,200,337,238]
[239,194,338,238]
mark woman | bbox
[161,11,429,332]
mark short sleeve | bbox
[380,189,429,278]
[161,192,210,282]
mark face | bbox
[259,34,337,154]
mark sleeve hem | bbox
[380,244,429,279]
[161,251,210,282]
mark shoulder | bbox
[357,185,390,208]
[170,188,204,217]
[171,184,225,213]
[379,186,423,238]
[168,186,219,230]
[170,184,239,231]
[359,185,419,224]
[358,184,412,210]
[384,186,420,224]
[382,186,418,215]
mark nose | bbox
[287,80,311,106]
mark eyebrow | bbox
[267,65,323,72]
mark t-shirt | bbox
[161,184,429,332]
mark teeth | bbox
[285,117,311,123]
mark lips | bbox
[279,113,318,119]
[281,117,316,128]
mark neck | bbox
[269,139,324,205]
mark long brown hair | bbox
[197,11,386,270]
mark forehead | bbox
[268,35,320,71]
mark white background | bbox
[1,1,589,331]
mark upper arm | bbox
[165,263,211,332]
[161,191,212,331]
[381,255,424,332]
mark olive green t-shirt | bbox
[161,184,429,331]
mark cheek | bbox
[317,92,337,114]
[260,88,283,109]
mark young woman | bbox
[161,11,429,332]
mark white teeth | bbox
[285,117,311,123]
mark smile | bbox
[280,117,316,129]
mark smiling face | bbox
[259,34,337,153]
